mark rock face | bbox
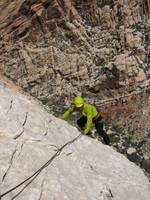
[0,0,150,184]
[0,0,149,104]
[0,79,150,200]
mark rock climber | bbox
[61,96,110,145]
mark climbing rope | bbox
[0,133,82,199]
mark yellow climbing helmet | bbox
[74,96,84,107]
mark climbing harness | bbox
[0,133,82,199]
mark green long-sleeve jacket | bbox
[61,103,98,134]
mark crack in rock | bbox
[22,112,28,126]
[17,140,27,157]
[108,188,114,199]
[14,129,24,140]
[48,144,59,151]
[44,126,48,136]
[38,170,47,200]
[2,148,17,182]
[6,99,13,114]
[44,119,51,136]
[99,185,114,200]
[13,112,28,140]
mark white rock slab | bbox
[0,80,150,200]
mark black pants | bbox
[77,116,110,145]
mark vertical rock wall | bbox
[0,0,149,104]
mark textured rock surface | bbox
[0,79,150,200]
[0,0,149,103]
[0,0,150,184]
